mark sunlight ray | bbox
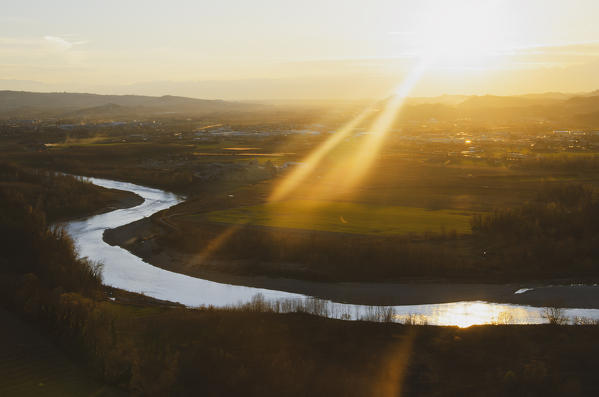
[269,105,375,202]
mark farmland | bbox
[206,200,476,235]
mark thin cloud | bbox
[509,40,599,56]
[44,35,87,50]
[387,31,415,36]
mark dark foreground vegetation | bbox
[1,167,599,396]
[0,306,123,396]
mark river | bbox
[64,176,599,327]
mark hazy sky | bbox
[2,0,599,99]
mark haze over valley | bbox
[3,1,599,396]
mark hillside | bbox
[0,91,265,117]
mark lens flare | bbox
[191,223,245,265]
[200,54,439,272]
[340,59,430,192]
[372,328,415,397]
[268,105,375,202]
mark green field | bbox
[206,199,477,235]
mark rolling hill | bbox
[0,91,265,117]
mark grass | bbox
[205,199,477,235]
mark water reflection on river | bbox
[64,177,599,327]
[228,296,599,327]
[395,301,539,327]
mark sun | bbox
[410,0,512,70]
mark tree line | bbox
[0,162,139,222]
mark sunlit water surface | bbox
[64,177,599,327]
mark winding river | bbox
[65,177,599,327]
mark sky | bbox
[2,0,599,100]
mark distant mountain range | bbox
[399,91,599,125]
[1,89,598,125]
[0,91,266,118]
[408,90,599,107]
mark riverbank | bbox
[52,186,144,224]
[104,217,599,308]
[0,163,144,224]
